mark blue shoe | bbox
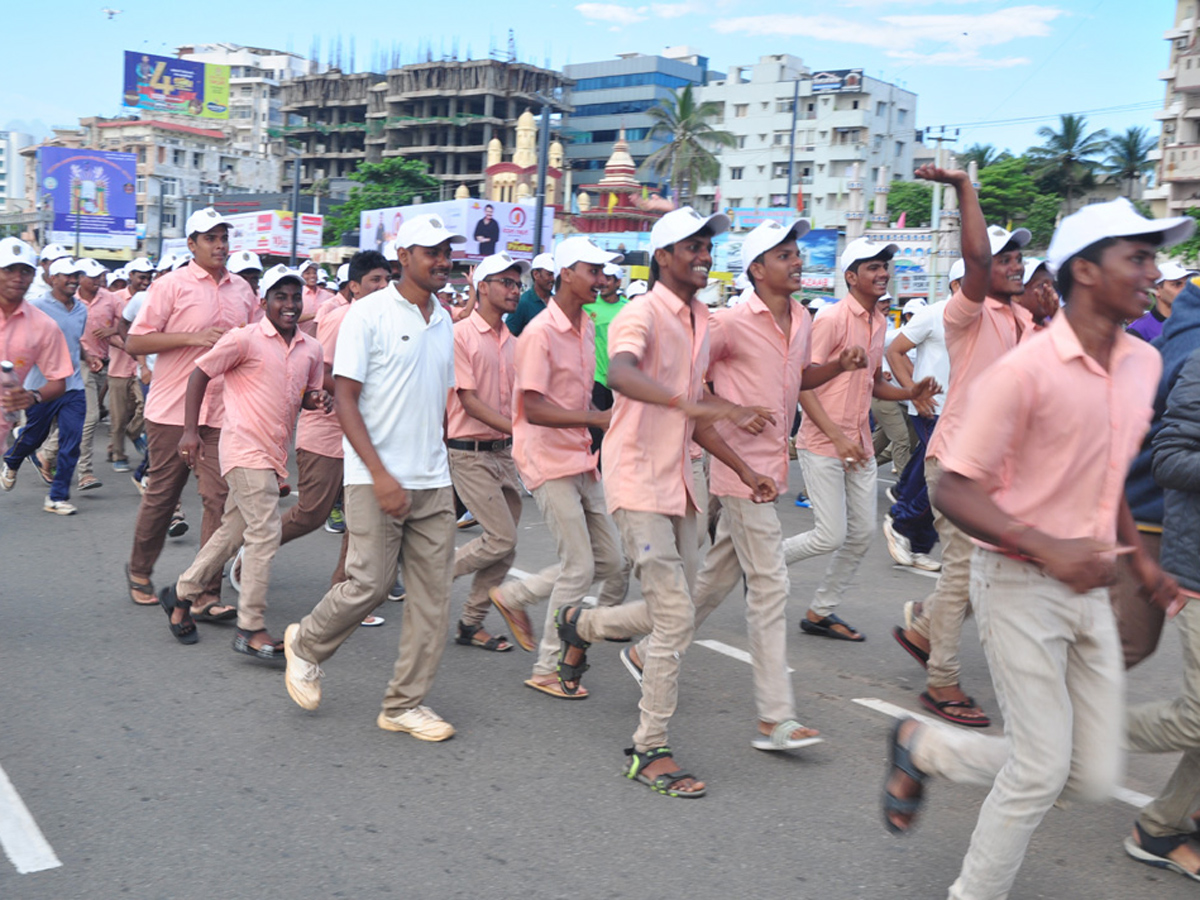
[794,492,811,508]
[133,434,148,455]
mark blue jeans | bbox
[888,414,938,554]
[5,390,86,501]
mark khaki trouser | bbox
[279,449,349,587]
[496,473,627,675]
[449,447,523,626]
[1110,530,1165,670]
[784,449,877,618]
[129,421,226,596]
[641,496,794,725]
[177,467,281,632]
[911,550,1124,900]
[691,454,712,549]
[43,367,107,479]
[871,397,911,473]
[910,456,976,689]
[106,375,143,463]
[294,484,455,714]
[576,509,698,752]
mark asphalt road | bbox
[0,434,1193,900]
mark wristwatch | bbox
[29,389,42,405]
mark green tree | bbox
[1168,208,1200,266]
[1101,126,1156,198]
[1024,194,1061,249]
[886,179,933,226]
[323,157,442,244]
[958,143,1010,171]
[1027,114,1108,215]
[976,156,1040,226]
[641,84,736,207]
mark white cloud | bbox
[575,3,648,26]
[651,1,702,17]
[713,5,1065,69]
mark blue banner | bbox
[122,51,230,120]
[38,148,138,250]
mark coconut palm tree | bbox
[957,143,1009,171]
[1027,114,1109,215]
[641,85,736,208]
[1101,126,1156,198]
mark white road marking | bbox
[892,564,940,580]
[695,639,794,673]
[508,567,533,580]
[851,698,1153,810]
[0,764,61,874]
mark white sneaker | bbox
[911,552,942,572]
[43,496,76,515]
[283,623,323,710]
[882,514,914,566]
[0,462,15,491]
[376,704,455,742]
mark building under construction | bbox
[279,69,381,189]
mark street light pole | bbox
[288,148,302,266]
[533,93,552,257]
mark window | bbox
[572,72,693,92]
[734,104,748,118]
[876,101,887,116]
[873,135,883,151]
[161,211,177,230]
[173,149,185,165]
[729,167,744,180]
[728,197,742,207]
[736,135,746,149]
[136,175,145,194]
[776,99,794,114]
[897,109,907,125]
[895,140,905,158]
[571,99,656,118]
[160,176,179,197]
[193,152,202,168]
[774,131,790,145]
[772,162,790,178]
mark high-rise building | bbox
[1147,2,1200,217]
[280,69,381,190]
[0,131,34,211]
[563,47,715,192]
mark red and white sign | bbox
[226,210,324,259]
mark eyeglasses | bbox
[483,278,522,290]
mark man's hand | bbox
[374,472,411,518]
[190,327,227,349]
[302,389,334,413]
[730,404,776,435]
[1132,552,1188,618]
[832,434,870,471]
[740,468,778,504]
[177,429,203,469]
[1036,537,1119,594]
[838,346,869,371]
[1,387,37,413]
[908,376,941,418]
[915,164,968,186]
[92,324,119,340]
[588,408,612,432]
[87,356,104,373]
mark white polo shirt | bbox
[898,298,949,417]
[333,282,454,489]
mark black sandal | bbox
[554,606,590,695]
[158,585,198,645]
[232,628,285,662]
[883,718,926,834]
[625,746,706,798]
[1125,821,1200,882]
[455,620,513,651]
[126,563,157,606]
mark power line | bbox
[941,100,1161,131]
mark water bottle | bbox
[1,360,20,424]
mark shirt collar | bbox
[746,290,807,341]
[387,282,447,324]
[1047,311,1134,375]
[545,297,580,333]
[185,259,232,287]
[468,308,509,339]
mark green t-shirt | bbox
[583,295,628,387]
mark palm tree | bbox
[958,143,1008,171]
[1027,114,1109,215]
[1101,126,1156,198]
[641,85,736,208]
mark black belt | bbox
[447,438,512,452]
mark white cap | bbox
[39,243,69,263]
[78,258,107,278]
[383,239,399,262]
[1157,260,1198,283]
[324,279,339,291]
[0,238,37,269]
[530,252,554,273]
[126,257,155,274]
[473,251,532,287]
[1022,257,1049,285]
[336,263,350,284]
[228,250,263,274]
[878,292,894,306]
[840,237,899,273]
[49,257,85,276]
[394,213,466,250]
[553,235,620,275]
[948,258,965,283]
[986,224,1032,257]
[733,272,750,291]
[298,259,320,273]
[626,279,648,298]
[260,264,304,296]
[155,253,175,272]
[650,206,731,252]
[902,298,927,316]
[602,262,623,278]
[185,207,230,236]
[740,218,811,271]
[172,254,192,271]
[105,270,125,287]
[1048,198,1195,274]
[807,297,830,313]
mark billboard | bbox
[122,51,230,120]
[226,210,324,259]
[360,199,553,262]
[811,69,864,93]
[38,148,138,250]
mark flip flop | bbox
[489,587,535,652]
[892,625,929,668]
[126,563,158,606]
[919,692,991,728]
[751,719,824,751]
[799,612,865,642]
[360,615,385,627]
[883,718,926,834]
[193,601,238,623]
[524,677,588,700]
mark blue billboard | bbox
[38,148,138,250]
[122,51,230,120]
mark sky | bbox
[2,0,1176,158]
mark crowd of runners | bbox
[5,162,1200,898]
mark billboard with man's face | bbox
[360,199,553,261]
[122,51,230,119]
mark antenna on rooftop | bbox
[508,29,517,63]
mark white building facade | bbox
[0,131,34,211]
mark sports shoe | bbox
[324,504,345,533]
[133,434,148,455]
[456,510,478,530]
[32,454,54,485]
[794,491,811,508]
[376,705,455,742]
[0,462,16,491]
[131,473,148,495]
[283,623,323,710]
[883,514,914,567]
[112,459,131,473]
[168,511,188,538]
[43,496,76,515]
[885,485,897,504]
[387,575,406,602]
[911,552,942,572]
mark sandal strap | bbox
[1136,821,1193,857]
[770,719,808,747]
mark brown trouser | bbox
[107,375,144,463]
[279,449,350,587]
[1110,530,1165,670]
[293,484,455,715]
[128,421,226,597]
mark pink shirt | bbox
[797,297,886,459]
[940,313,1159,547]
[318,292,349,318]
[107,287,138,378]
[0,301,73,385]
[301,286,333,337]
[512,299,598,490]
[196,318,324,476]
[295,299,350,459]
[709,293,812,499]
[131,262,257,428]
[447,310,515,441]
[78,288,121,362]
[927,291,1035,462]
[602,282,710,516]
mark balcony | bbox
[1177,58,1200,93]
[1161,144,1200,181]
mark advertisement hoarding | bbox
[38,148,138,250]
[810,68,864,93]
[360,199,553,261]
[122,50,230,120]
[226,211,324,259]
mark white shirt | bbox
[898,298,949,417]
[26,272,52,303]
[122,291,156,374]
[333,282,454,489]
